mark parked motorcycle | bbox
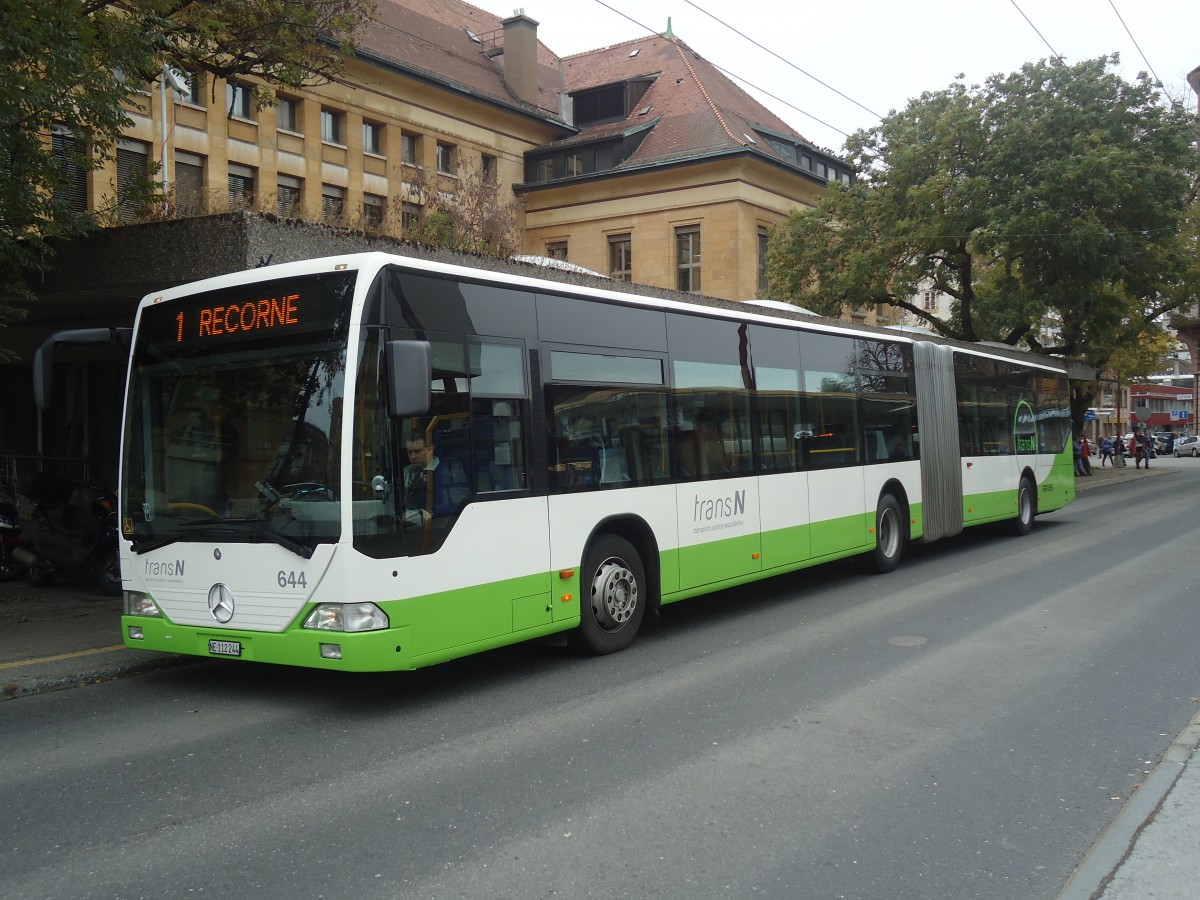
[13,471,121,596]
[0,478,27,582]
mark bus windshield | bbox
[121,272,355,556]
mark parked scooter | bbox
[13,472,121,596]
[0,478,27,582]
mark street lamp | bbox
[159,65,191,203]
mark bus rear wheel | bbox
[571,535,645,655]
[1011,476,1035,536]
[870,494,905,574]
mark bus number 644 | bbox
[277,570,308,589]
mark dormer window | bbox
[571,77,656,127]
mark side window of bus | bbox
[857,340,917,463]
[799,333,859,469]
[468,341,528,493]
[1035,372,1071,454]
[955,354,1011,455]
[749,323,803,473]
[545,349,669,492]
[668,315,753,479]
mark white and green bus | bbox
[118,252,1075,670]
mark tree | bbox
[0,0,370,356]
[401,163,525,258]
[766,55,1200,423]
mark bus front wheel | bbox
[870,494,905,574]
[571,535,646,655]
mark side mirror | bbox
[385,340,431,418]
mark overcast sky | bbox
[474,0,1199,154]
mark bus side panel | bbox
[676,475,761,590]
[1037,447,1076,512]
[358,496,553,660]
[961,456,1019,523]
[547,484,679,602]
[808,468,869,557]
[863,460,923,540]
[759,470,811,568]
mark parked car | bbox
[1153,432,1176,454]
[1173,435,1200,457]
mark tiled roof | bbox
[357,0,567,123]
[556,34,840,172]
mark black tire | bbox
[0,549,26,582]
[870,494,905,574]
[1011,476,1035,536]
[28,564,56,587]
[94,550,122,596]
[570,534,646,655]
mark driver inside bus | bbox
[401,433,456,526]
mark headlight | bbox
[302,602,388,632]
[124,590,162,617]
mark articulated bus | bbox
[117,252,1075,670]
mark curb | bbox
[1,652,197,701]
[1056,708,1200,900]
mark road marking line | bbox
[0,645,127,670]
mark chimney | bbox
[501,13,539,108]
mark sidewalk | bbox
[1071,456,1170,491]
[2,465,1196,900]
[0,573,188,701]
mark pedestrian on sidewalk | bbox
[1140,429,1152,469]
[1099,435,1114,466]
[1073,437,1085,476]
[1080,436,1093,475]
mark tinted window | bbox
[537,293,666,351]
[799,332,858,468]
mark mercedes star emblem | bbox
[207,583,235,623]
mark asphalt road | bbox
[3,460,1199,900]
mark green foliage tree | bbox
[0,0,370,356]
[766,55,1199,424]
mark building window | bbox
[363,193,385,228]
[116,139,149,223]
[922,290,936,310]
[401,132,420,166]
[51,129,88,215]
[481,153,496,182]
[757,227,769,294]
[565,153,584,176]
[277,174,302,216]
[609,234,632,282]
[546,241,568,261]
[226,81,253,119]
[535,158,555,182]
[182,71,205,107]
[321,184,345,221]
[228,163,255,209]
[175,151,204,213]
[276,97,301,133]
[363,121,383,155]
[320,107,343,144]
[401,201,421,230]
[676,226,701,292]
[436,141,455,175]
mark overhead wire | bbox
[589,0,856,141]
[681,0,883,119]
[1105,0,1166,88]
[1007,0,1064,61]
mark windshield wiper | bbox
[131,518,315,559]
[130,534,182,555]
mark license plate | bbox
[208,639,242,657]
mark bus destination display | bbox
[142,272,355,350]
